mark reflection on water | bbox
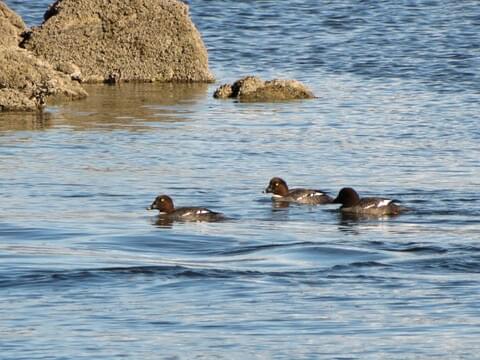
[338,211,402,223]
[270,200,290,209]
[0,111,52,132]
[49,83,210,130]
[0,83,209,132]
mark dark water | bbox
[2,1,480,358]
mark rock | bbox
[55,62,83,82]
[0,47,88,112]
[213,76,315,102]
[0,89,38,112]
[231,76,265,98]
[0,2,88,112]
[22,0,214,83]
[212,84,233,99]
[0,1,27,47]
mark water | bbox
[1,1,480,358]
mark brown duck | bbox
[264,177,333,205]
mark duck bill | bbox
[146,204,156,210]
[263,186,273,194]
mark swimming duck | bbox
[332,187,404,216]
[147,195,225,222]
[264,177,333,205]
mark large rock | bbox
[0,47,88,112]
[0,1,88,112]
[0,1,27,47]
[22,0,214,83]
[214,76,316,102]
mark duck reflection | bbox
[337,211,402,235]
[152,217,174,228]
[271,200,290,209]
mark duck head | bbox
[333,187,360,207]
[264,177,289,196]
[147,195,175,214]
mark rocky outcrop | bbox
[0,47,88,112]
[0,89,37,112]
[0,1,87,112]
[214,76,315,102]
[0,2,26,47]
[22,0,214,83]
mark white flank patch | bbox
[158,211,167,215]
[272,194,283,198]
[364,204,375,209]
[313,191,325,196]
[196,210,210,215]
[182,212,192,217]
[378,199,392,207]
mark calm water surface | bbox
[1,1,480,358]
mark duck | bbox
[264,177,333,205]
[332,187,404,216]
[147,195,225,222]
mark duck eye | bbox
[275,183,279,186]
[160,198,164,202]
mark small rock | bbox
[213,76,315,102]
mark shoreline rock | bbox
[0,2,26,47]
[213,76,316,102]
[21,0,215,83]
[0,47,88,112]
[1,1,88,112]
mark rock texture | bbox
[213,76,315,102]
[22,0,214,83]
[0,47,88,112]
[0,1,87,112]
[0,2,26,47]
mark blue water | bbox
[1,1,480,358]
